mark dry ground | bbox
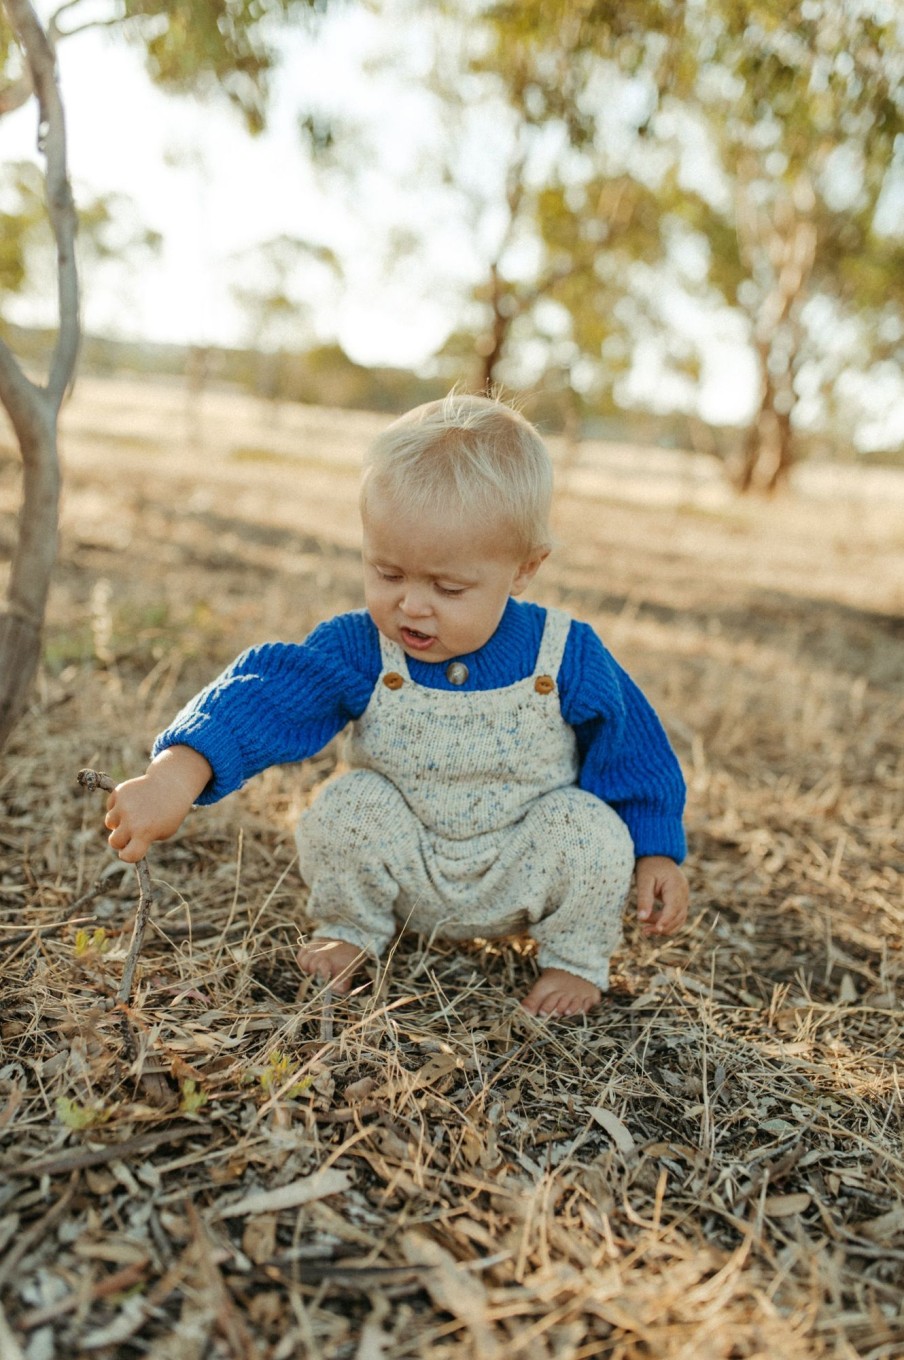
[1,376,903,1359]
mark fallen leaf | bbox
[211,1167,350,1219]
[242,1214,277,1264]
[588,1106,636,1153]
[763,1193,812,1218]
[401,1232,499,1359]
[852,1207,904,1243]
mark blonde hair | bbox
[361,393,553,557]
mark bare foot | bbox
[297,938,368,994]
[521,968,601,1017]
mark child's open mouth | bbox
[401,627,435,650]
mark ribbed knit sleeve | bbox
[152,613,379,804]
[559,621,687,862]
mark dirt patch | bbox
[1,377,902,1358]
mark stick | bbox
[77,768,155,1003]
[13,1122,201,1179]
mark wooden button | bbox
[382,672,404,690]
[534,675,555,694]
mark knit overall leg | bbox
[515,787,635,991]
[296,769,421,959]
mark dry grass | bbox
[1,377,902,1359]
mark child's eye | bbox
[436,584,466,597]
[378,571,402,582]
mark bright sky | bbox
[1,6,475,366]
[0,4,776,428]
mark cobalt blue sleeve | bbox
[152,613,380,804]
[558,621,687,862]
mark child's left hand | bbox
[635,856,689,936]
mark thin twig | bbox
[0,1173,79,1289]
[11,1122,202,1179]
[77,768,155,1003]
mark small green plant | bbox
[56,1096,110,1130]
[258,1050,312,1099]
[74,926,109,957]
[178,1079,208,1115]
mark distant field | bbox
[1,374,902,1359]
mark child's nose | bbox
[400,585,432,616]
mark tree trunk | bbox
[477,263,513,393]
[0,0,79,750]
[0,387,60,744]
[732,176,816,497]
[734,340,795,495]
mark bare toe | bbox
[297,939,367,993]
[521,968,601,1017]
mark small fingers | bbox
[111,837,146,864]
[105,820,147,863]
[640,897,688,937]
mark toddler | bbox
[106,394,689,1016]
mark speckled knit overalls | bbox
[296,608,635,989]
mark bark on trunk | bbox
[0,387,60,744]
[477,263,512,393]
[0,0,79,749]
[734,342,796,495]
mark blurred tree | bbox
[673,0,904,491]
[0,159,162,313]
[0,0,327,748]
[230,232,340,407]
[470,0,903,490]
[456,0,687,403]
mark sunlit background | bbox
[2,0,903,481]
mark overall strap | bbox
[534,607,572,679]
[377,629,411,678]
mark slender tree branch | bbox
[1,3,129,113]
[51,11,140,42]
[77,769,156,1004]
[0,336,43,443]
[4,0,80,409]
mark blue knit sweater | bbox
[154,598,687,862]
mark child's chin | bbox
[403,646,446,664]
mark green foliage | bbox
[178,1078,208,1114]
[56,1096,110,1130]
[0,11,12,70]
[231,232,340,354]
[0,162,44,299]
[462,1,689,400]
[0,161,162,306]
[470,0,904,467]
[257,1050,312,1098]
[115,0,327,132]
[74,926,109,956]
[1,1,330,133]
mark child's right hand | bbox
[104,745,212,863]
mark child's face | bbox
[362,488,546,663]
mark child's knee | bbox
[539,790,634,891]
[297,769,405,853]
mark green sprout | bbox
[178,1079,208,1115]
[74,926,110,957]
[56,1096,110,1130]
[258,1050,312,1099]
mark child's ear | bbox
[511,548,550,595]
